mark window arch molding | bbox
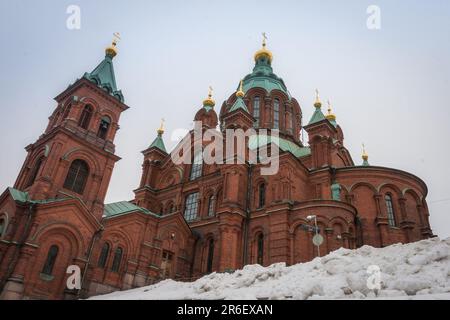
[0,212,8,238]
[61,149,101,178]
[78,104,94,129]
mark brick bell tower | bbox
[13,35,128,219]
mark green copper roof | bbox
[328,119,337,127]
[241,56,291,98]
[104,201,159,218]
[229,97,249,113]
[8,187,29,203]
[248,135,311,158]
[83,55,124,103]
[362,159,370,166]
[308,107,326,125]
[148,133,167,152]
[7,187,71,205]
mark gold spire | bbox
[105,32,121,58]
[325,99,336,121]
[157,118,165,135]
[203,86,215,107]
[254,32,273,63]
[314,89,322,108]
[236,80,245,98]
[362,143,369,161]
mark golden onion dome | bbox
[105,32,121,58]
[314,89,322,108]
[157,118,165,135]
[203,86,215,107]
[362,144,369,161]
[325,100,336,121]
[254,33,273,63]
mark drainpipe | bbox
[0,202,35,294]
[77,225,103,299]
[242,163,253,266]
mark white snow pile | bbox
[90,237,450,300]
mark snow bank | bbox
[90,237,450,300]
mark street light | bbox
[306,215,323,257]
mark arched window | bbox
[26,156,44,188]
[184,192,199,221]
[273,99,280,129]
[97,116,111,140]
[207,195,216,217]
[97,243,110,268]
[78,105,93,129]
[62,103,72,120]
[190,152,203,181]
[385,194,396,227]
[286,112,292,134]
[206,239,214,273]
[253,96,260,127]
[258,183,266,208]
[111,247,123,272]
[63,159,89,194]
[166,202,175,214]
[257,233,264,265]
[42,245,58,276]
[0,218,6,237]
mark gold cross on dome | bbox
[208,86,213,98]
[112,32,121,45]
[262,32,267,46]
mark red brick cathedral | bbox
[0,38,433,300]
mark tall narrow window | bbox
[111,247,123,272]
[42,245,58,276]
[184,192,199,221]
[97,116,111,140]
[62,103,72,120]
[253,96,260,127]
[257,233,264,265]
[286,112,292,134]
[206,239,214,273]
[0,218,5,237]
[207,195,216,217]
[273,99,280,129]
[97,243,110,268]
[63,159,89,194]
[385,195,396,227]
[258,183,266,208]
[78,105,93,129]
[26,156,44,188]
[190,152,203,180]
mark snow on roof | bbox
[89,237,450,300]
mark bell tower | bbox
[13,35,129,219]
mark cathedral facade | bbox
[0,39,433,299]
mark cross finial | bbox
[208,86,213,98]
[157,118,165,135]
[262,32,267,47]
[314,88,322,107]
[112,32,121,46]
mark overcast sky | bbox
[0,0,449,238]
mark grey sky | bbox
[1,0,449,237]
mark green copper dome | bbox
[241,54,291,99]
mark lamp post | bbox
[307,215,323,257]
